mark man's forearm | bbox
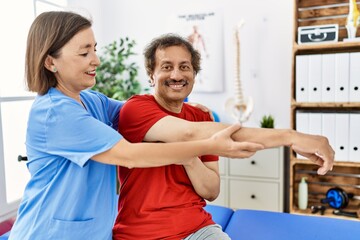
[146,116,289,148]
[189,122,293,149]
[147,116,333,174]
[231,127,294,148]
[183,159,220,201]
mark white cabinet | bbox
[210,147,284,212]
[229,179,280,211]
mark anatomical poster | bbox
[168,10,224,93]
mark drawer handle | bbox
[251,194,256,199]
[18,155,28,161]
[251,160,256,165]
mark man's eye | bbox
[162,65,171,70]
[181,65,191,70]
[80,53,88,57]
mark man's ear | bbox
[193,72,197,80]
[44,55,56,72]
[149,74,155,86]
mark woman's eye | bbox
[80,53,89,57]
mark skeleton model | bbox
[225,20,253,123]
[346,0,360,40]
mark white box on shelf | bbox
[349,113,360,162]
[335,113,350,161]
[321,113,336,152]
[308,54,322,102]
[321,54,336,102]
[349,52,360,102]
[296,111,309,159]
[296,55,309,102]
[335,53,350,102]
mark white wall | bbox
[69,0,294,128]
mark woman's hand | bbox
[210,124,264,159]
[187,102,215,121]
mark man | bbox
[112,34,334,239]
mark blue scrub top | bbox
[9,88,123,240]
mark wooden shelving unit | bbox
[290,0,360,220]
[295,42,360,54]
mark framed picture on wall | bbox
[167,10,224,93]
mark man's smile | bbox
[165,80,189,89]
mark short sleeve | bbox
[45,100,121,167]
[119,95,168,142]
[86,90,124,131]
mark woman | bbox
[8,11,262,240]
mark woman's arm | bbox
[92,124,263,168]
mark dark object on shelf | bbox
[298,24,338,44]
[333,209,358,219]
[310,205,326,215]
[320,187,353,209]
[18,155,27,162]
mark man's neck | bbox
[153,95,184,114]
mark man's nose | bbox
[170,69,182,80]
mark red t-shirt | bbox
[112,95,218,240]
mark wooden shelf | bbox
[290,159,360,168]
[291,101,360,110]
[289,161,360,218]
[294,41,360,55]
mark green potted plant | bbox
[260,114,275,128]
[92,37,142,100]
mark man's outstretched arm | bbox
[145,116,335,175]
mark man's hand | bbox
[290,131,335,175]
[211,124,264,159]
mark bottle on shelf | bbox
[298,177,308,210]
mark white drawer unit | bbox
[229,148,281,179]
[229,179,280,211]
[209,148,284,212]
